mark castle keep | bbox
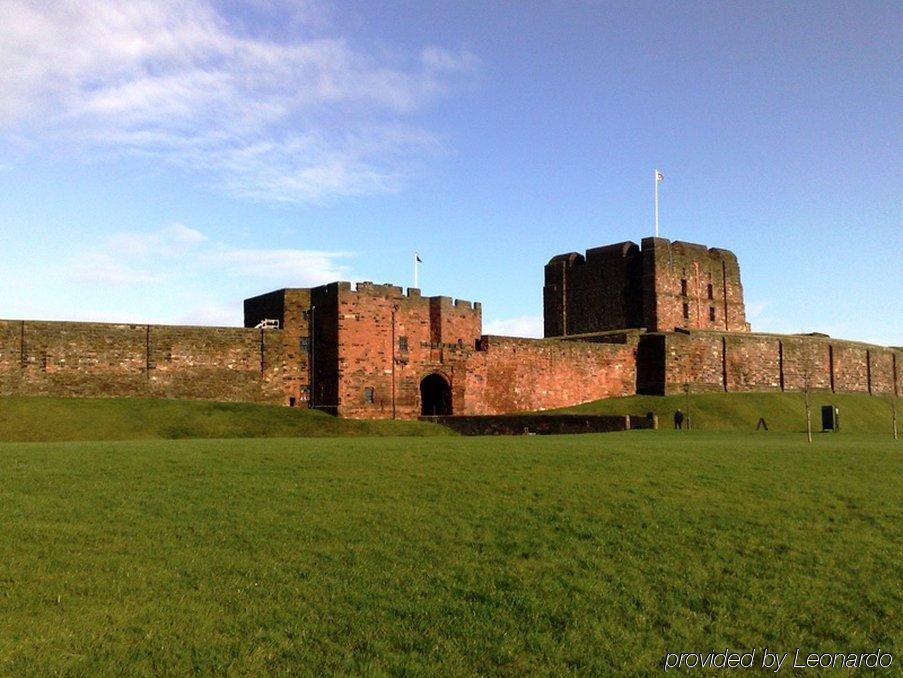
[0,237,899,417]
[543,238,748,336]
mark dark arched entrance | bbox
[420,373,452,416]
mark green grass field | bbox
[1,432,899,673]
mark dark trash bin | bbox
[821,405,839,432]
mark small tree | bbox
[891,393,898,441]
[799,343,815,444]
[683,382,692,431]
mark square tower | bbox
[543,237,749,336]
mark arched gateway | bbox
[420,373,452,416]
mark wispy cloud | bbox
[108,223,206,257]
[0,1,476,202]
[484,315,544,338]
[201,247,352,283]
[68,223,354,290]
[71,253,163,285]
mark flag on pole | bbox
[654,169,663,237]
[415,254,422,263]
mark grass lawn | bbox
[0,432,899,674]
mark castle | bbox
[1,237,899,417]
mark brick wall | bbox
[642,238,748,333]
[302,282,480,419]
[651,329,900,396]
[464,334,638,415]
[724,333,783,392]
[245,288,312,406]
[0,319,283,402]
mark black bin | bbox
[821,405,839,431]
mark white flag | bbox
[656,170,664,182]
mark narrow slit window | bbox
[364,387,375,404]
[398,335,408,352]
[707,283,714,300]
[709,306,716,322]
[680,279,688,296]
[682,302,690,319]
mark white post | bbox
[413,252,419,289]
[654,169,659,238]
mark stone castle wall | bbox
[647,329,900,396]
[0,319,283,402]
[463,334,639,415]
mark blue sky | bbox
[1,1,900,344]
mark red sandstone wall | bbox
[643,238,748,334]
[429,296,482,345]
[280,289,311,406]
[870,350,897,395]
[832,343,869,393]
[780,336,833,392]
[662,332,724,393]
[332,283,478,419]
[725,333,782,391]
[464,335,637,415]
[659,329,899,396]
[0,319,283,402]
[542,243,643,337]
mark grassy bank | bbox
[0,396,450,442]
[555,391,898,433]
[0,432,899,673]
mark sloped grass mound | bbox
[554,391,898,433]
[0,396,450,442]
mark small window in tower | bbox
[709,306,716,322]
[364,387,375,404]
[681,279,688,296]
[299,337,310,353]
[398,335,408,352]
[682,302,690,319]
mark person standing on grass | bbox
[674,409,684,430]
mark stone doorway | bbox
[420,373,452,416]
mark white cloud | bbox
[0,0,477,202]
[71,253,161,285]
[108,223,207,257]
[68,223,353,289]
[176,304,239,327]
[202,247,352,284]
[484,315,544,338]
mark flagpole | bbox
[654,169,659,238]
[413,252,419,289]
